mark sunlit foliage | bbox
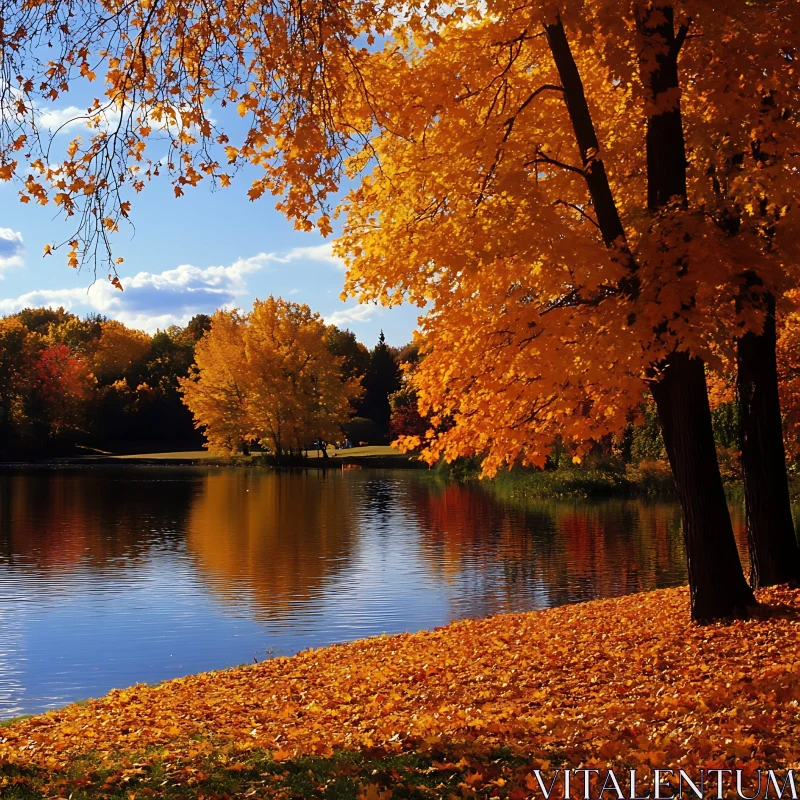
[3,1,796,478]
[0,308,207,455]
[180,297,361,454]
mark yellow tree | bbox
[0,317,37,447]
[181,299,359,455]
[328,4,772,619]
[180,310,252,454]
[244,297,360,455]
[91,320,152,384]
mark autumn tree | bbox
[180,299,359,455]
[326,325,371,436]
[776,294,800,462]
[180,310,252,453]
[244,297,360,455]
[0,317,36,451]
[327,4,774,618]
[723,153,800,588]
[32,343,92,440]
[389,342,428,443]
[91,320,151,384]
[0,307,211,454]
[326,326,370,384]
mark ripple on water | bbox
[0,467,749,717]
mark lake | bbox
[0,467,748,719]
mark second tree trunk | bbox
[738,289,800,587]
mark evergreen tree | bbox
[359,331,401,443]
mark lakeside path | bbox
[2,586,800,798]
[20,445,428,470]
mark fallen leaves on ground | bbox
[2,585,800,797]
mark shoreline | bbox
[1,585,799,798]
[6,454,800,501]
[0,445,427,471]
[0,456,774,499]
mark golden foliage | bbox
[179,309,251,453]
[331,3,800,475]
[91,320,152,383]
[5,1,800,473]
[180,298,360,454]
[2,586,800,796]
[187,470,356,614]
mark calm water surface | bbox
[0,467,748,718]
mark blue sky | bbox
[0,98,421,348]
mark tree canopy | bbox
[180,297,361,455]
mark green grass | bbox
[0,740,541,799]
[439,460,678,498]
[0,715,33,729]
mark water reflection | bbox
[186,470,356,617]
[398,483,692,618]
[0,468,747,718]
[0,470,192,578]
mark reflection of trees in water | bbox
[397,481,743,619]
[0,468,754,625]
[0,469,192,576]
[360,478,396,526]
[186,470,357,619]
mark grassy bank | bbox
[2,585,800,798]
[436,459,678,498]
[441,458,800,501]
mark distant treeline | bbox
[0,307,413,458]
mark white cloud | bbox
[324,303,377,327]
[37,106,91,135]
[0,286,89,314]
[0,253,268,332]
[284,242,344,269]
[0,241,348,332]
[0,228,24,274]
[250,241,343,270]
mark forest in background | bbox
[0,302,772,482]
[0,306,410,458]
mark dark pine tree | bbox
[359,331,401,443]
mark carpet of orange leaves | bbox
[2,585,800,792]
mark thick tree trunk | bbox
[738,288,800,587]
[651,352,756,620]
[546,9,754,620]
[641,5,753,619]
